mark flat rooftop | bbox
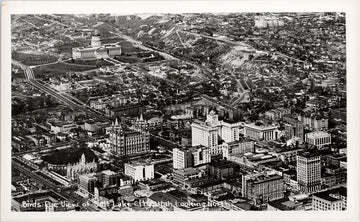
[244,123,278,131]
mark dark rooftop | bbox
[313,186,347,202]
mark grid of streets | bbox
[11,13,346,212]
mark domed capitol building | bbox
[72,30,122,59]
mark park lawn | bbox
[65,59,114,67]
[33,62,98,79]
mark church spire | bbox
[80,153,86,165]
[115,117,119,126]
[140,113,144,121]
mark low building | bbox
[172,167,207,187]
[312,187,347,211]
[138,179,169,191]
[12,191,71,212]
[243,123,279,141]
[305,131,331,148]
[267,197,312,211]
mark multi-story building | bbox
[298,113,329,131]
[312,187,347,211]
[277,148,304,163]
[297,150,321,193]
[284,121,304,141]
[79,173,97,195]
[78,170,125,196]
[173,146,211,169]
[191,120,219,149]
[108,118,150,156]
[99,170,121,187]
[209,160,238,179]
[222,139,255,159]
[264,108,290,120]
[191,111,241,155]
[243,123,279,141]
[242,172,285,205]
[172,167,207,186]
[173,145,211,169]
[305,131,331,148]
[221,121,241,143]
[173,147,193,170]
[124,161,154,182]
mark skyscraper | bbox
[297,150,321,193]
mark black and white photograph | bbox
[1,1,360,221]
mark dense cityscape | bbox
[11,12,347,212]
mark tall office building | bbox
[109,118,150,156]
[173,145,211,169]
[297,150,321,193]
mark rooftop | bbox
[244,123,278,131]
[306,131,331,138]
[313,187,347,202]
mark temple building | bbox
[108,118,150,156]
[72,30,122,59]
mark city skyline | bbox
[8,11,348,214]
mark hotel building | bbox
[191,110,241,155]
